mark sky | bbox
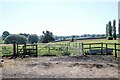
[0,0,119,36]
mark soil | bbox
[0,55,119,78]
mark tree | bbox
[113,20,116,40]
[106,24,109,38]
[28,34,38,44]
[108,21,112,36]
[40,30,55,43]
[19,33,30,38]
[108,21,113,40]
[2,31,10,40]
[4,34,27,44]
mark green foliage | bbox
[28,34,38,44]
[19,33,30,38]
[40,30,55,43]
[106,21,115,40]
[108,21,112,37]
[2,31,10,40]
[113,20,116,40]
[4,34,27,44]
[107,36,113,40]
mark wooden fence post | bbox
[66,44,69,55]
[106,43,108,55]
[23,43,26,57]
[115,43,117,58]
[68,42,70,55]
[101,42,103,55]
[36,45,38,57]
[48,44,50,54]
[16,43,19,56]
[82,43,84,56]
[13,41,16,57]
[89,44,91,54]
[79,43,80,55]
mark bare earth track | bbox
[0,55,119,78]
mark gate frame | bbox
[13,42,38,58]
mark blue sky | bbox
[0,0,119,36]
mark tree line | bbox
[106,19,120,40]
[2,30,55,44]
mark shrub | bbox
[4,34,27,44]
[107,36,113,40]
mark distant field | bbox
[56,39,120,44]
[76,39,120,43]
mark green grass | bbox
[37,43,69,56]
[1,44,13,57]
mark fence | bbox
[83,42,120,58]
[37,43,84,56]
[1,42,120,58]
[16,44,37,57]
[0,43,84,57]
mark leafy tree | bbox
[40,30,55,43]
[19,33,30,38]
[2,31,10,40]
[4,34,27,44]
[108,21,112,37]
[108,21,113,40]
[113,20,116,40]
[28,34,38,44]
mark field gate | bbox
[13,42,38,58]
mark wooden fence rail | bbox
[4,42,120,58]
[83,43,120,58]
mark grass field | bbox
[0,39,120,57]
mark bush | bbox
[4,34,27,44]
[107,36,113,40]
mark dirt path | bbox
[0,55,119,78]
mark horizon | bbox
[0,0,119,36]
